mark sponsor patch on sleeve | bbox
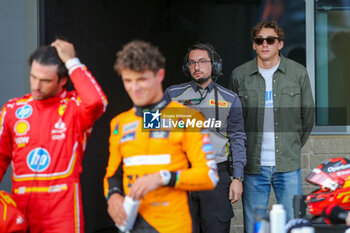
[205,153,215,160]
[202,135,211,144]
[200,128,210,135]
[202,144,213,153]
[206,160,217,170]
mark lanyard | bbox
[179,87,209,106]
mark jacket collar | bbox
[32,90,67,106]
[190,80,215,92]
[249,55,287,76]
[134,96,170,117]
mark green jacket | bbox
[230,56,314,174]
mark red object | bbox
[0,190,28,232]
[0,64,107,232]
[306,157,350,216]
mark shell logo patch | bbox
[15,105,33,119]
[14,120,30,136]
[58,105,67,116]
[27,148,51,172]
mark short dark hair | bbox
[185,42,217,62]
[114,40,166,75]
[251,21,285,41]
[28,46,68,81]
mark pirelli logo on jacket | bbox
[209,100,228,108]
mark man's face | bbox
[188,49,212,81]
[30,60,67,100]
[121,69,164,107]
[253,28,284,62]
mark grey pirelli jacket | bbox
[164,80,246,178]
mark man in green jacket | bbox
[230,21,314,233]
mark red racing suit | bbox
[104,100,219,233]
[0,58,107,233]
[0,190,28,233]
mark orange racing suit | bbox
[0,59,107,233]
[104,99,219,233]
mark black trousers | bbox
[128,215,158,233]
[189,168,234,233]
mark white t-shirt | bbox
[258,61,280,166]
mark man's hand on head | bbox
[51,39,76,63]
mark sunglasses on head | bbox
[254,37,279,45]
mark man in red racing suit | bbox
[0,39,107,233]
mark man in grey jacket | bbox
[230,21,314,233]
[165,42,246,233]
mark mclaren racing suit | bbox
[0,58,107,233]
[104,99,219,233]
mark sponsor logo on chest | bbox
[51,118,67,140]
[120,132,136,143]
[58,104,67,116]
[209,100,228,108]
[14,136,29,148]
[15,105,33,119]
[123,121,139,133]
[26,148,51,172]
[14,120,30,136]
